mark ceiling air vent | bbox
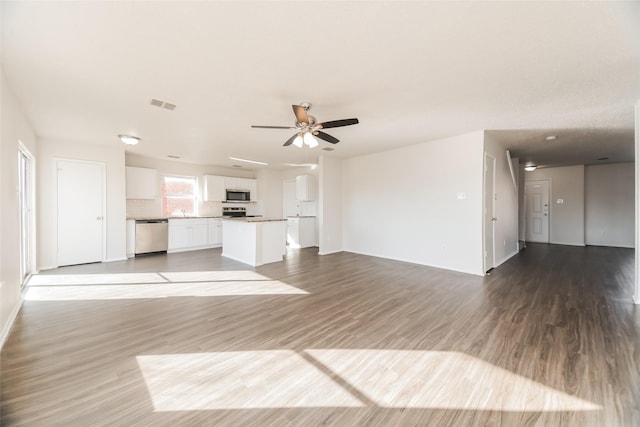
[150,98,177,110]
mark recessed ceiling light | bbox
[228,156,268,166]
[524,165,537,172]
[597,157,609,161]
[118,134,140,145]
[322,147,335,151]
[232,164,242,168]
[167,155,181,159]
[284,163,318,168]
[545,135,557,141]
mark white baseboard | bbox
[318,249,343,256]
[494,250,518,269]
[343,249,484,277]
[0,291,24,350]
[104,257,127,263]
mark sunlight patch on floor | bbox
[25,269,308,300]
[159,270,273,282]
[27,273,166,286]
[136,351,364,411]
[305,349,601,412]
[24,280,308,301]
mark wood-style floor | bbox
[1,244,638,426]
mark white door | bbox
[484,154,496,272]
[18,146,35,284]
[525,180,550,243]
[57,160,105,266]
[283,180,298,217]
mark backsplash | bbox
[126,199,264,218]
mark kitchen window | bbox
[162,175,198,217]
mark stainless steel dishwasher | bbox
[135,219,169,255]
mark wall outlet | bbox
[556,198,564,204]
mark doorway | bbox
[282,180,298,217]
[484,153,496,273]
[18,143,35,285]
[525,180,550,243]
[57,159,106,266]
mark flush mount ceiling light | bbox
[118,134,140,145]
[524,164,537,172]
[545,135,557,141]
[228,156,268,166]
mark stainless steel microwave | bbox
[226,189,250,202]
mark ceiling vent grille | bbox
[150,98,177,110]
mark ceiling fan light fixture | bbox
[524,164,537,172]
[293,135,304,148]
[303,132,318,148]
[118,134,140,145]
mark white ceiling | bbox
[2,1,639,170]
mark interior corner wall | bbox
[585,162,634,248]
[38,139,127,269]
[342,131,485,276]
[518,164,526,242]
[255,169,283,218]
[483,133,519,267]
[318,155,343,255]
[1,68,37,342]
[525,165,585,246]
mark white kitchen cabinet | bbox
[287,216,316,248]
[168,218,209,252]
[207,218,223,246]
[296,175,316,201]
[247,179,258,201]
[126,166,157,199]
[203,175,226,201]
[126,220,136,258]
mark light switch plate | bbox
[557,199,564,204]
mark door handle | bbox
[96,216,104,220]
[491,217,497,221]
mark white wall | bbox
[1,69,37,343]
[525,165,585,246]
[484,133,520,267]
[38,139,127,269]
[342,131,485,275]
[585,162,634,248]
[319,156,343,255]
[255,168,283,218]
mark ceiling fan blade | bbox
[292,105,309,124]
[319,118,359,129]
[251,125,295,129]
[283,134,298,147]
[314,131,340,144]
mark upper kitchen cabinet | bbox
[296,175,316,201]
[203,175,226,201]
[247,179,258,202]
[223,176,258,201]
[126,166,157,199]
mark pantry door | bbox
[57,159,105,266]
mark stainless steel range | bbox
[223,207,246,217]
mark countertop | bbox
[222,217,287,223]
[127,216,224,221]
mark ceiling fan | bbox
[251,102,359,147]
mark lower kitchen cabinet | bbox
[287,216,317,248]
[208,218,223,246]
[168,218,214,252]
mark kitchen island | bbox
[222,218,287,266]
